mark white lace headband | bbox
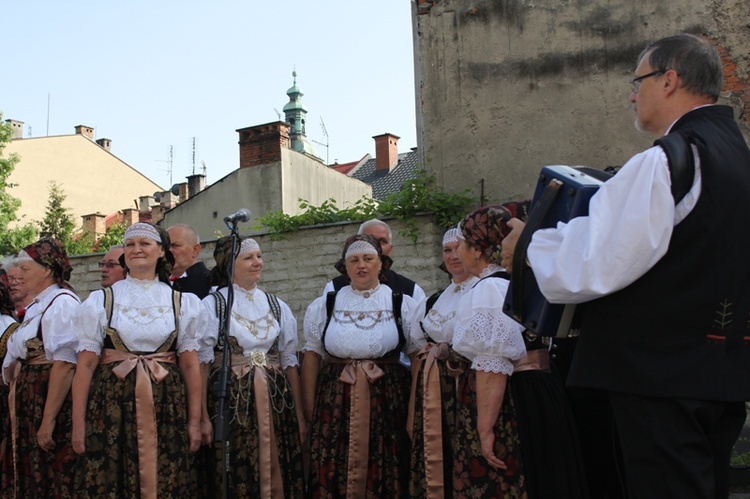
[443,226,461,246]
[345,240,379,259]
[238,238,260,256]
[123,223,162,244]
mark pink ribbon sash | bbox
[100,348,176,499]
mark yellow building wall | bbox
[6,134,162,227]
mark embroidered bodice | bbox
[406,276,478,354]
[303,284,415,360]
[76,276,204,355]
[2,284,80,378]
[202,284,299,369]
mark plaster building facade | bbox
[4,121,163,230]
[411,0,750,203]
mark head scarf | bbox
[209,235,240,289]
[438,225,462,274]
[238,238,260,257]
[334,234,392,277]
[120,223,174,284]
[459,205,515,264]
[21,238,74,290]
[0,277,14,317]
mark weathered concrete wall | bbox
[412,0,750,202]
[69,215,448,342]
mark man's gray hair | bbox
[358,219,392,241]
[167,224,201,245]
[0,255,19,269]
[640,33,723,101]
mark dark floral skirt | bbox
[308,361,411,499]
[73,362,198,498]
[0,384,10,494]
[408,357,458,498]
[452,369,526,499]
[9,363,76,498]
[206,365,305,498]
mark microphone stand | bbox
[213,219,241,499]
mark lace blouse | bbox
[303,284,415,361]
[2,284,80,378]
[452,265,526,375]
[202,284,299,369]
[406,276,478,354]
[76,276,204,356]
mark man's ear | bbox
[191,243,201,259]
[663,68,681,96]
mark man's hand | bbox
[501,218,526,272]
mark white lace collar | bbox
[125,274,160,289]
[350,284,380,299]
[479,264,504,279]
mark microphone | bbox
[223,208,251,224]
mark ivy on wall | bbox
[254,170,478,241]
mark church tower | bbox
[282,70,321,161]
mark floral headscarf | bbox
[333,234,392,277]
[0,276,14,317]
[459,204,521,264]
[21,238,74,290]
[209,235,241,288]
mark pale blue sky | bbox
[2,0,417,190]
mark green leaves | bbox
[255,170,476,242]
[0,114,37,254]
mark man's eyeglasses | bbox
[7,276,23,284]
[629,69,667,94]
[98,261,122,269]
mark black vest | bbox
[569,105,750,401]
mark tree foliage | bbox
[94,222,127,252]
[0,114,37,254]
[254,170,477,241]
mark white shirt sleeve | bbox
[200,293,220,364]
[278,299,300,369]
[527,146,694,304]
[76,290,108,355]
[42,293,81,364]
[411,283,426,307]
[176,292,207,355]
[302,296,327,359]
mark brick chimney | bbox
[373,133,400,172]
[96,138,112,152]
[138,195,154,213]
[82,212,107,238]
[237,122,290,169]
[187,174,205,198]
[5,119,24,140]
[75,125,95,140]
[177,182,189,203]
[121,208,139,226]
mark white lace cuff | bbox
[51,347,78,365]
[280,352,299,370]
[76,341,103,355]
[472,355,515,375]
[198,346,215,364]
[178,339,201,355]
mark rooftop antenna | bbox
[155,145,174,186]
[192,137,196,175]
[274,108,282,121]
[311,117,330,165]
[201,160,207,177]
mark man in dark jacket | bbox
[167,224,211,299]
[502,34,750,499]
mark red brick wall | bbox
[714,38,750,124]
[238,122,291,168]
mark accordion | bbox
[503,165,611,337]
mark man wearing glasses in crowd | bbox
[99,245,126,288]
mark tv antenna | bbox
[274,108,283,121]
[311,117,329,165]
[192,137,196,175]
[201,160,207,177]
[155,145,174,186]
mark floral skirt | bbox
[408,358,458,498]
[8,363,76,498]
[73,362,198,497]
[452,369,526,499]
[206,365,305,498]
[0,384,10,494]
[308,361,411,498]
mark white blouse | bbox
[452,265,526,375]
[304,284,415,360]
[0,315,16,335]
[76,276,204,356]
[202,284,299,369]
[2,284,80,379]
[406,276,478,354]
